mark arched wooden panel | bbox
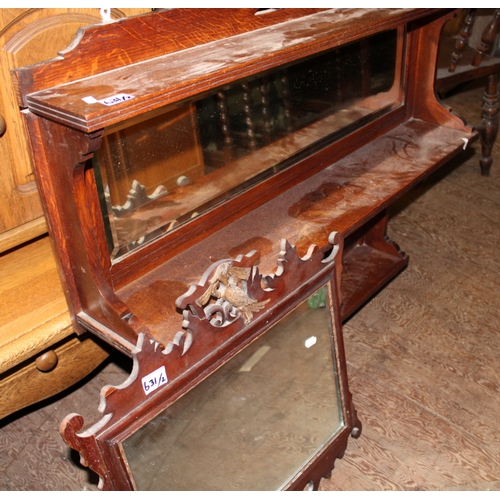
[0,8,150,250]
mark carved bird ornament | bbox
[196,262,269,324]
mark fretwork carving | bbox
[108,179,167,216]
[195,260,270,325]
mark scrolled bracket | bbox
[60,413,114,490]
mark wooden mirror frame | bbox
[61,232,361,490]
[13,8,477,490]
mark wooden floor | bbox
[321,81,500,491]
[1,81,499,491]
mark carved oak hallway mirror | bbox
[13,8,478,490]
[60,237,358,490]
[119,277,352,491]
[122,285,345,491]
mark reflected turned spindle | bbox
[280,69,294,132]
[477,73,499,176]
[472,9,500,67]
[242,82,258,150]
[259,75,272,144]
[216,89,235,162]
[449,8,477,73]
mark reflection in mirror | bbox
[93,29,402,259]
[121,284,343,490]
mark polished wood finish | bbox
[0,236,109,419]
[14,8,480,490]
[0,335,109,420]
[0,236,72,374]
[0,8,150,251]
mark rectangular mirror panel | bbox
[93,29,402,260]
[122,284,343,490]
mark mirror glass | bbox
[93,29,402,259]
[122,283,343,490]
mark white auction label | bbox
[142,365,168,396]
[82,93,135,106]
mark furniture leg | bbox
[477,73,499,176]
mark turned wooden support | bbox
[449,8,477,73]
[476,73,499,176]
[472,9,500,67]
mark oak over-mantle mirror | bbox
[14,6,477,491]
[93,28,403,260]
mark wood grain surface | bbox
[320,79,500,491]
[0,236,72,373]
[0,77,498,492]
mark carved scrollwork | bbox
[203,299,240,326]
[175,233,343,354]
[176,250,270,332]
[195,260,270,325]
[105,179,167,216]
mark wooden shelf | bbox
[14,9,436,132]
[117,118,476,347]
[341,241,408,321]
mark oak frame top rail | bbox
[15,8,440,133]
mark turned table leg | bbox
[477,73,499,176]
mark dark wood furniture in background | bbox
[436,8,500,175]
[13,8,478,490]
